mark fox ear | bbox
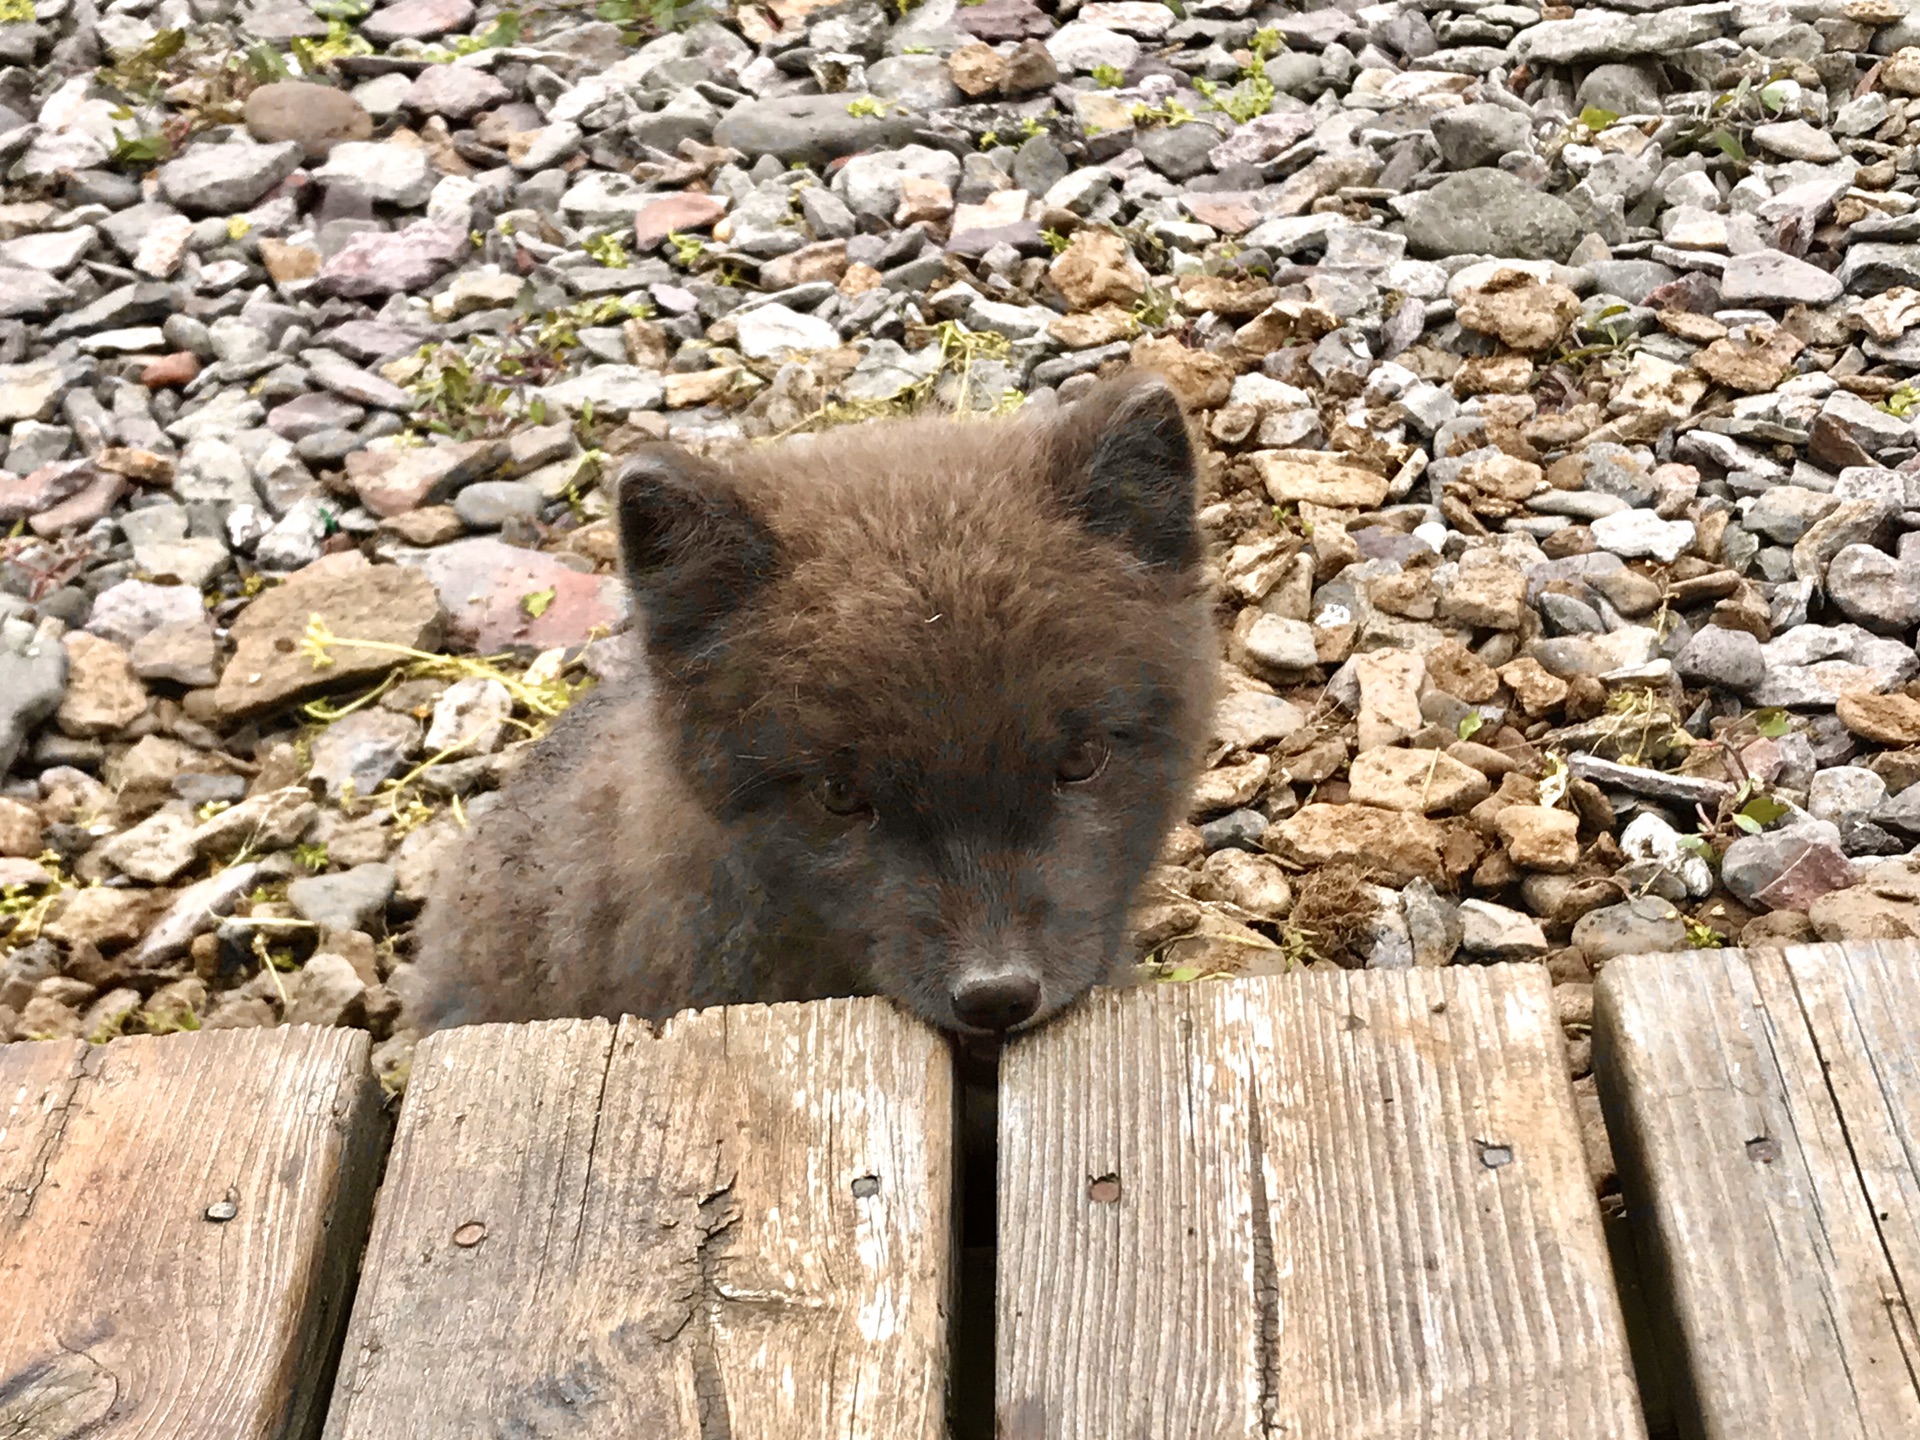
[1050,374,1200,572]
[616,446,779,664]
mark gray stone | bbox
[1567,753,1735,807]
[1674,625,1766,693]
[1456,898,1548,959]
[1136,120,1225,182]
[1718,249,1842,307]
[1838,243,1920,296]
[97,803,198,884]
[314,140,436,207]
[0,266,74,319]
[1242,614,1317,671]
[288,863,397,935]
[1827,545,1920,633]
[1749,120,1839,163]
[1571,896,1687,963]
[1398,169,1584,263]
[1430,104,1532,170]
[1810,766,1888,826]
[735,303,841,359]
[1512,4,1729,63]
[284,951,369,1026]
[1575,62,1663,116]
[131,863,262,968]
[1212,690,1305,750]
[317,223,469,298]
[424,677,514,756]
[868,54,963,111]
[535,365,665,417]
[307,710,419,800]
[0,617,66,780]
[84,580,204,648]
[1745,485,1839,544]
[454,480,543,529]
[361,0,474,44]
[156,140,303,214]
[303,349,415,411]
[1360,887,1415,970]
[405,64,510,120]
[1198,807,1267,853]
[712,94,922,165]
[1400,877,1461,967]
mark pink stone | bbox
[345,440,509,518]
[632,192,727,251]
[1180,192,1262,236]
[399,536,627,652]
[0,459,94,523]
[30,470,126,537]
[318,223,470,298]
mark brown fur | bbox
[402,374,1215,1036]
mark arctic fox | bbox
[405,373,1214,1037]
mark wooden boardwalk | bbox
[2,942,1914,1437]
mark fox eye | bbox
[1056,738,1110,785]
[815,775,867,815]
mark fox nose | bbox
[950,968,1043,1032]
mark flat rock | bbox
[212,561,446,720]
[1269,802,1446,885]
[288,863,397,933]
[1566,753,1734,807]
[1347,745,1490,815]
[1838,691,1920,745]
[55,632,145,737]
[156,141,303,214]
[1252,451,1388,507]
[1513,4,1729,63]
[1571,896,1687,962]
[1718,249,1843,307]
[1457,899,1549,959]
[318,223,469,297]
[712,94,922,165]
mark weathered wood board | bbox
[997,966,1647,1439]
[323,1000,955,1440]
[1595,940,1920,1440]
[0,1026,386,1440]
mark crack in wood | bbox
[5,1045,97,1223]
[1245,1076,1281,1439]
[1782,949,1920,1402]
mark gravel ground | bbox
[1,0,1918,1170]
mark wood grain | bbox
[322,999,954,1440]
[1595,940,1920,1439]
[997,966,1646,1439]
[0,1027,386,1440]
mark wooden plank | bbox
[996,966,1647,1439]
[323,999,954,1439]
[1594,940,1920,1439]
[0,1027,387,1440]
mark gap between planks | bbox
[1596,939,1920,1440]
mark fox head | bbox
[614,374,1214,1035]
